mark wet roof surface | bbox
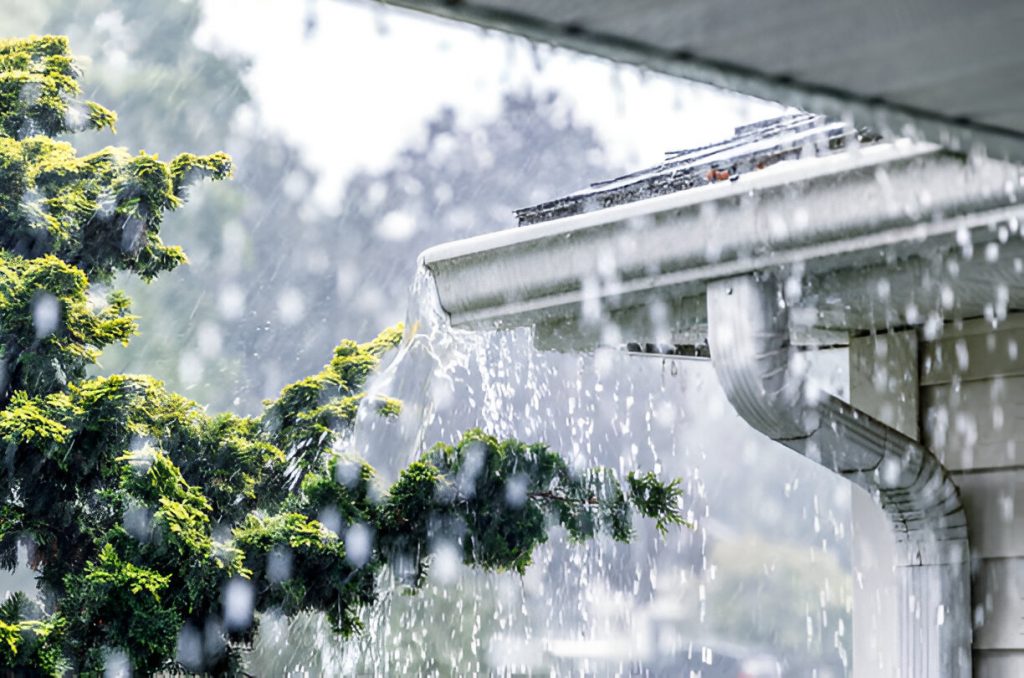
[515,113,881,226]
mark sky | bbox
[197,0,784,206]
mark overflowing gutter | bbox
[421,122,1024,341]
[418,117,1024,676]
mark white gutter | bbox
[706,274,970,677]
[417,141,1023,676]
[421,142,1022,332]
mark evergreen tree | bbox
[1,0,616,416]
[0,36,684,674]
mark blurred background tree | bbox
[2,0,614,415]
[0,1,853,674]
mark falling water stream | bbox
[351,264,478,475]
[309,195,1024,677]
[253,264,859,677]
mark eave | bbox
[384,0,1024,164]
[422,141,1024,349]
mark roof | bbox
[389,0,1024,164]
[516,113,879,225]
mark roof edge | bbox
[383,0,1024,164]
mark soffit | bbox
[388,0,1024,162]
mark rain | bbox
[2,0,1023,677]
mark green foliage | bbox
[0,35,688,675]
[627,471,690,534]
[0,36,115,139]
[234,511,377,637]
[62,542,181,673]
[0,252,135,399]
[0,36,230,285]
[261,330,403,472]
[0,593,65,674]
[380,430,672,576]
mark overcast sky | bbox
[198,0,784,206]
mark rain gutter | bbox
[419,141,1024,677]
[420,141,1022,333]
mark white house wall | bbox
[921,316,1024,675]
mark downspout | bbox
[706,274,970,678]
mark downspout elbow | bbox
[706,273,970,677]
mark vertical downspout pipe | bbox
[706,274,971,677]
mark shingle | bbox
[515,113,881,226]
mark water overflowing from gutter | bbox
[350,263,488,476]
[318,263,855,676]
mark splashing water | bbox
[255,262,857,676]
[351,263,486,475]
